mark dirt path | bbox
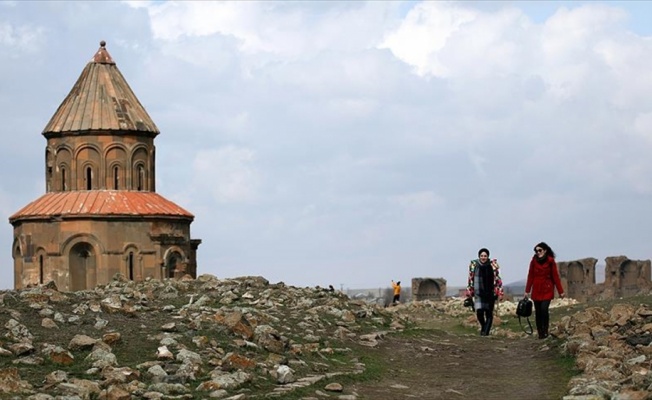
[350,328,571,400]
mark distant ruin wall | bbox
[557,258,597,302]
[412,277,447,302]
[551,256,650,302]
[603,256,652,298]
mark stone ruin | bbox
[557,256,652,302]
[411,277,447,301]
[556,257,598,301]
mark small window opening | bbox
[86,167,92,190]
[39,255,44,284]
[113,166,119,190]
[137,165,145,191]
[61,168,67,191]
[128,252,134,280]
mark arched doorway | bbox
[165,251,183,279]
[69,242,96,291]
[415,279,443,301]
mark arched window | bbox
[128,252,134,280]
[85,166,92,190]
[137,165,145,191]
[47,167,52,192]
[39,254,44,284]
[61,168,67,191]
[113,166,120,190]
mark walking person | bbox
[465,248,504,336]
[391,280,401,304]
[525,242,565,339]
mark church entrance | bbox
[69,242,96,291]
[165,251,183,278]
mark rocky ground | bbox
[0,275,650,399]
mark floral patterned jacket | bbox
[465,259,504,298]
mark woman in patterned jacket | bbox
[465,248,504,336]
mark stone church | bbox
[9,41,201,290]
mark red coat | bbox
[525,255,564,301]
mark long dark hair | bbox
[534,242,556,259]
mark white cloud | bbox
[595,36,652,109]
[192,146,259,203]
[389,191,444,212]
[538,5,624,99]
[0,22,44,53]
[142,2,396,60]
[3,1,652,292]
[123,1,153,10]
[379,2,477,77]
[633,112,652,140]
[377,1,642,105]
[379,2,536,79]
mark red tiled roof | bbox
[42,41,159,135]
[9,191,194,223]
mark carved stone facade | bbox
[9,42,201,291]
[411,277,447,301]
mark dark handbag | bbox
[463,297,473,308]
[516,297,533,335]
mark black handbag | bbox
[463,297,473,308]
[516,297,533,335]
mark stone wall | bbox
[12,218,196,291]
[557,258,597,302]
[603,256,652,298]
[555,256,651,301]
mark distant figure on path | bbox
[465,248,504,336]
[391,280,401,304]
[525,242,565,339]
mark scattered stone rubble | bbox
[0,274,650,399]
[0,274,393,399]
[553,302,652,400]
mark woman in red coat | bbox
[525,242,565,339]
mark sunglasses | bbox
[535,248,545,253]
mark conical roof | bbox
[42,41,159,135]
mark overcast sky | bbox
[1,1,651,291]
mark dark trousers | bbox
[533,300,551,338]
[393,294,400,303]
[476,302,495,336]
